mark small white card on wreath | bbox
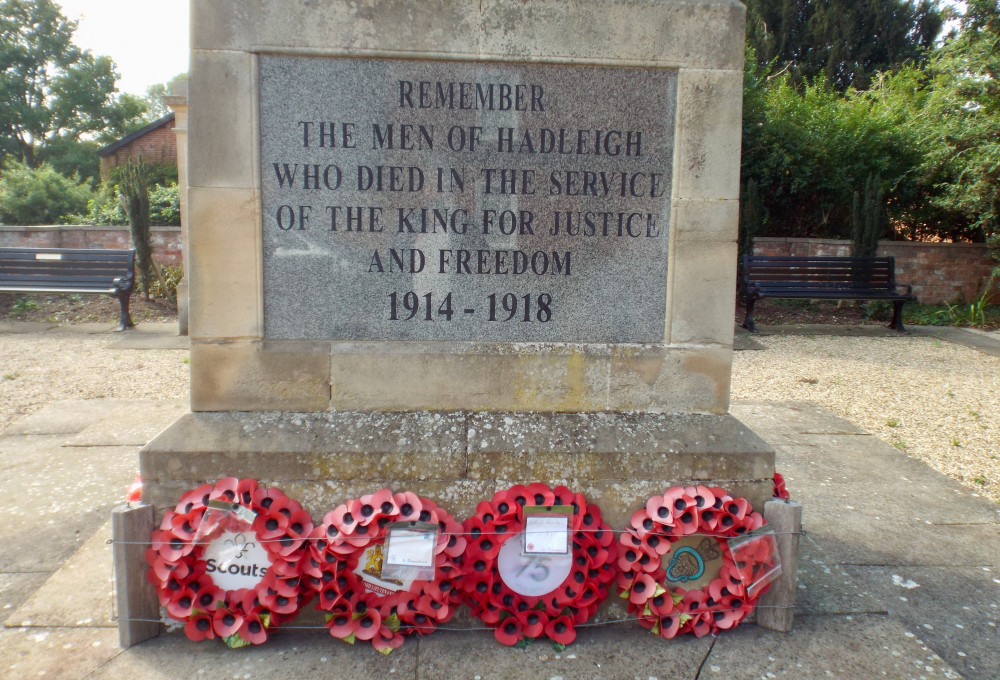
[522,505,571,555]
[381,521,438,581]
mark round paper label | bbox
[202,530,273,591]
[497,534,573,597]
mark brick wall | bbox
[0,225,182,268]
[101,119,177,175]
[753,237,996,304]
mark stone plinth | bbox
[141,410,773,531]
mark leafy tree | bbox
[142,73,188,121]
[746,0,943,90]
[911,0,1000,238]
[0,158,91,225]
[0,0,147,168]
[741,71,923,238]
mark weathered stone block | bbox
[330,343,610,412]
[187,187,262,339]
[608,344,732,413]
[669,239,738,345]
[188,50,256,189]
[673,69,743,200]
[190,341,331,411]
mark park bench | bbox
[741,255,917,333]
[0,247,136,331]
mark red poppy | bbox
[148,552,189,584]
[212,608,243,638]
[525,482,555,506]
[252,487,286,514]
[647,590,675,617]
[178,484,214,514]
[184,612,215,641]
[494,616,523,646]
[686,485,717,512]
[170,511,200,541]
[516,608,547,637]
[504,485,531,510]
[629,573,658,605]
[373,627,405,653]
[353,607,382,641]
[239,613,269,644]
[151,529,192,562]
[662,487,696,516]
[438,518,467,557]
[640,531,672,556]
[166,587,197,619]
[235,478,258,506]
[393,491,423,522]
[773,471,790,499]
[544,614,577,645]
[359,488,396,524]
[208,477,239,504]
[326,500,362,535]
[327,611,359,639]
[125,474,142,504]
[630,507,657,537]
[657,613,682,638]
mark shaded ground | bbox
[0,292,177,325]
[736,298,873,326]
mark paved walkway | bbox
[0,323,997,679]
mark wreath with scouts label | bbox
[146,477,314,647]
[617,486,773,638]
[302,489,466,653]
[458,483,618,649]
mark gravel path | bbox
[0,330,189,434]
[732,334,1000,504]
[1,327,996,505]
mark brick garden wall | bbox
[0,225,182,268]
[753,237,996,304]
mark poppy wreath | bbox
[617,486,768,639]
[458,483,618,648]
[302,489,466,654]
[145,477,314,647]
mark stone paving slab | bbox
[0,573,50,627]
[706,614,961,679]
[8,520,115,628]
[64,401,188,447]
[88,627,418,680]
[3,400,133,436]
[416,626,712,679]
[1,626,121,680]
[841,566,1000,680]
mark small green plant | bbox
[3,373,17,381]
[893,440,907,450]
[136,263,184,299]
[973,475,987,486]
[952,438,962,447]
[67,294,83,304]
[969,409,981,420]
[182,356,190,364]
[886,417,900,428]
[12,298,39,314]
